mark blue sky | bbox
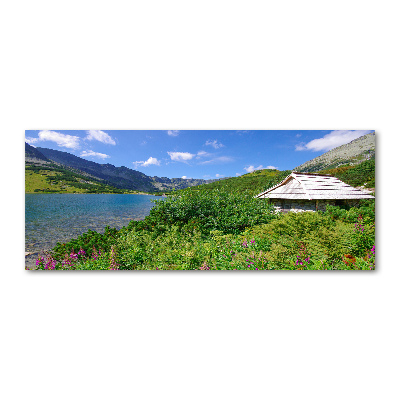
[25,130,374,179]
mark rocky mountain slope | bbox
[294,132,375,173]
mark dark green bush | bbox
[148,188,277,235]
[325,199,375,224]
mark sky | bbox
[25,130,374,179]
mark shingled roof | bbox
[256,172,374,200]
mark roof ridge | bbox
[292,171,334,177]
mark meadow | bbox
[33,159,375,271]
[34,170,375,271]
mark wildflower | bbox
[354,215,365,233]
[36,256,44,266]
[199,261,210,270]
[44,255,56,270]
[109,245,119,270]
[343,254,356,266]
[62,253,73,269]
[295,243,311,268]
[92,246,98,260]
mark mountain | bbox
[25,143,133,193]
[25,142,50,163]
[294,132,375,173]
[33,146,214,192]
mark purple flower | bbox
[36,256,44,266]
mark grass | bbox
[25,165,137,194]
[25,169,87,193]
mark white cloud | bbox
[167,150,211,163]
[199,156,234,165]
[37,130,80,149]
[80,150,110,160]
[133,157,161,168]
[236,172,241,176]
[196,150,210,158]
[167,130,180,137]
[266,165,277,170]
[181,176,192,179]
[167,151,195,162]
[143,157,160,166]
[244,165,264,173]
[205,139,224,149]
[215,173,224,178]
[295,130,372,152]
[85,130,116,145]
[295,143,307,151]
[25,137,39,145]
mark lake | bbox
[25,193,159,267]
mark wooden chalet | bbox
[256,172,374,213]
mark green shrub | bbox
[52,226,119,260]
[148,188,277,235]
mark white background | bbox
[1,1,398,399]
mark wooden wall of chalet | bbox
[269,198,359,213]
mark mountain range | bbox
[25,143,216,192]
[25,132,375,193]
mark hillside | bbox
[189,168,292,195]
[36,147,159,192]
[25,162,135,194]
[190,158,375,196]
[319,158,375,189]
[294,132,375,172]
[26,144,215,192]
